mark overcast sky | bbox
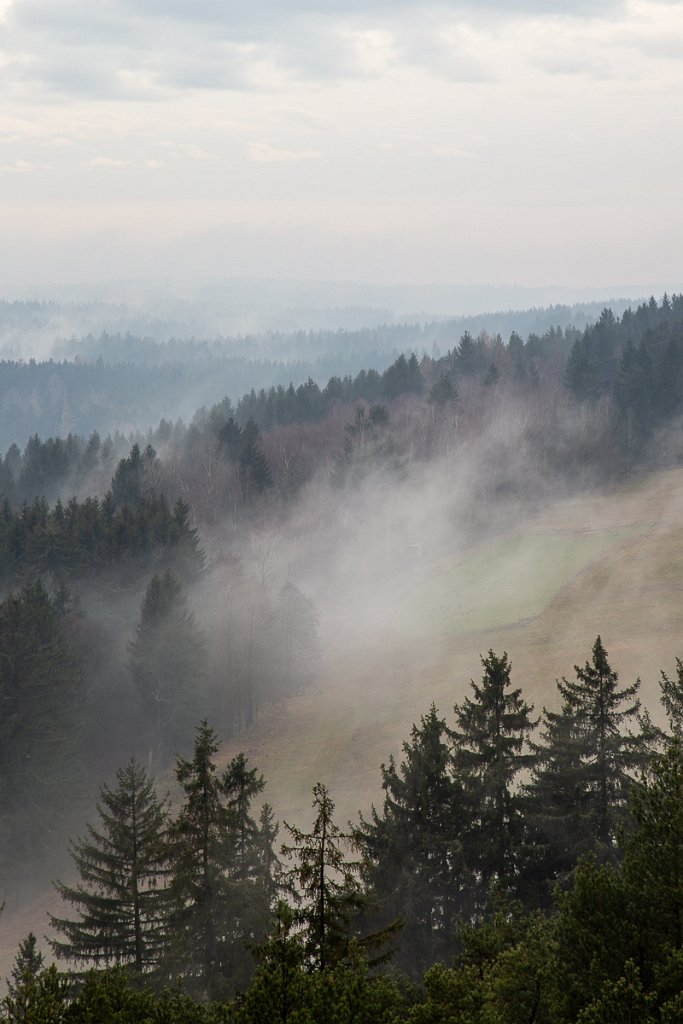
[1,0,682,292]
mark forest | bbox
[2,294,683,1022]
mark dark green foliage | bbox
[167,723,235,1000]
[167,724,272,1000]
[559,637,644,850]
[0,580,85,878]
[521,692,595,905]
[427,372,457,406]
[522,638,648,907]
[381,353,423,399]
[109,444,159,509]
[281,782,366,971]
[1,965,69,1024]
[359,704,469,977]
[660,659,683,735]
[49,759,172,973]
[0,491,205,587]
[129,570,206,767]
[3,933,47,1023]
[452,651,537,901]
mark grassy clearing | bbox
[408,526,641,637]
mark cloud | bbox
[1,0,631,102]
[245,141,322,162]
[0,158,40,171]
[84,156,131,167]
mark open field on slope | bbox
[228,467,683,828]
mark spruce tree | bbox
[558,636,645,850]
[5,932,45,1020]
[660,658,683,736]
[167,723,272,999]
[49,758,171,973]
[520,694,593,904]
[452,651,536,902]
[359,704,469,977]
[281,782,365,971]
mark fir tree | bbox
[167,724,271,999]
[452,651,537,901]
[49,759,171,973]
[359,704,469,977]
[558,636,646,850]
[281,782,365,971]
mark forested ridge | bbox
[2,295,683,1020]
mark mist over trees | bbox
[2,294,683,1020]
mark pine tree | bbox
[281,782,365,971]
[129,569,206,768]
[166,722,232,999]
[359,704,469,977]
[452,651,537,902]
[167,724,272,999]
[221,754,273,991]
[558,636,646,851]
[49,759,171,973]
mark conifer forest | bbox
[1,291,683,1022]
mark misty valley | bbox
[2,294,683,1023]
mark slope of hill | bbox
[223,466,683,827]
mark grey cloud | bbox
[4,0,629,101]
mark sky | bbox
[1,0,682,292]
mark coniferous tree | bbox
[452,651,537,902]
[557,637,646,851]
[520,694,594,906]
[166,722,233,1000]
[359,704,470,977]
[281,782,365,971]
[660,659,683,736]
[0,580,84,878]
[4,932,45,1023]
[167,724,271,1000]
[49,759,172,973]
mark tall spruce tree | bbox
[166,722,233,999]
[358,704,470,977]
[49,759,171,973]
[167,723,272,1000]
[281,782,365,971]
[523,635,649,906]
[555,637,645,851]
[452,651,536,903]
[520,694,595,906]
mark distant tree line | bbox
[4,637,682,1022]
[5,297,683,531]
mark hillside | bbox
[2,458,682,979]
[223,466,683,827]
